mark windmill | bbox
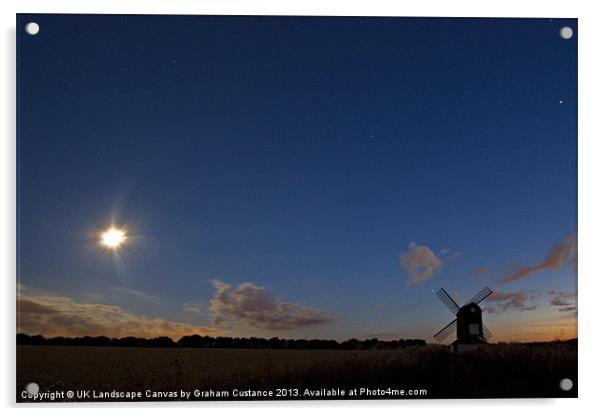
[434,287,494,352]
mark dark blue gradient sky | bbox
[17,15,577,341]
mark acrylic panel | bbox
[16,14,578,401]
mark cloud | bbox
[399,243,442,285]
[209,280,334,330]
[500,234,577,283]
[440,249,463,261]
[472,267,489,279]
[111,286,159,303]
[482,290,539,313]
[17,291,216,339]
[182,300,208,315]
[549,290,577,312]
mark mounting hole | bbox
[559,26,573,40]
[25,22,40,36]
[25,382,39,395]
[559,378,573,391]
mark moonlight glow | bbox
[100,228,127,249]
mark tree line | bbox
[17,333,426,349]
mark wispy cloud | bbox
[549,290,577,312]
[399,243,442,286]
[499,233,577,283]
[440,249,463,261]
[472,267,489,279]
[17,288,216,339]
[210,280,334,330]
[482,290,539,313]
[111,286,159,303]
[182,300,208,315]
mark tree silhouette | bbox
[16,333,427,349]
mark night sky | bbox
[17,15,577,342]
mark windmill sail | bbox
[436,288,460,314]
[434,319,457,342]
[483,324,493,340]
[468,286,493,305]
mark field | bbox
[17,342,577,401]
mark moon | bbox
[100,228,127,249]
[559,27,573,40]
[25,22,39,36]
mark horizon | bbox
[17,15,577,344]
[15,332,578,345]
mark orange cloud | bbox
[17,292,217,339]
[399,243,442,285]
[499,233,577,283]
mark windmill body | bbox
[434,287,493,352]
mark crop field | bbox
[16,342,577,401]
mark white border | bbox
[2,1,601,415]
